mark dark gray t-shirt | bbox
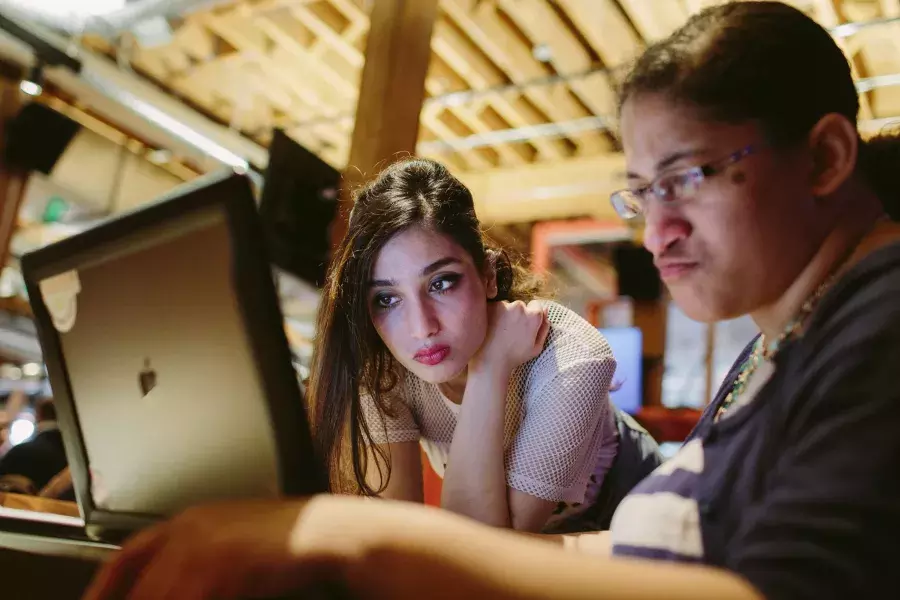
[610,241,900,600]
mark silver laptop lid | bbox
[21,171,325,534]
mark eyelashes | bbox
[429,273,461,293]
[372,273,463,311]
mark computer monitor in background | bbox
[598,326,643,415]
[258,129,340,287]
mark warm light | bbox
[22,363,43,378]
[19,80,42,96]
[0,364,22,380]
[8,0,126,17]
[9,418,35,446]
[146,149,172,165]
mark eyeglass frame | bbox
[609,144,759,221]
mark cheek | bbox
[370,312,404,353]
[442,284,489,347]
[694,179,765,263]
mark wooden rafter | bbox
[68,0,900,226]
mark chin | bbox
[407,359,468,384]
[669,287,732,324]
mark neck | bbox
[439,370,468,404]
[751,194,886,340]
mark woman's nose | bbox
[642,206,693,259]
[407,298,440,339]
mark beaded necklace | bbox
[713,215,893,422]
[713,260,848,422]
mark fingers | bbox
[535,307,551,350]
[127,541,199,600]
[82,524,170,600]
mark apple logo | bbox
[139,358,157,397]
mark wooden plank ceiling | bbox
[78,0,900,224]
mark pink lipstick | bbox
[414,345,450,366]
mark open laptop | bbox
[10,170,326,547]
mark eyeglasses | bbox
[609,145,758,221]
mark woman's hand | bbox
[82,497,354,600]
[471,300,550,374]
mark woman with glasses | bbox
[85,3,900,599]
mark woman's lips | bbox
[413,345,450,366]
[656,261,699,281]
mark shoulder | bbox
[802,241,900,367]
[781,242,900,414]
[517,300,617,397]
[540,300,616,364]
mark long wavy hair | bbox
[308,158,542,495]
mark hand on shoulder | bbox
[471,300,550,374]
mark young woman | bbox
[310,158,627,533]
[85,3,900,599]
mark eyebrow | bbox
[626,147,709,180]
[368,257,462,288]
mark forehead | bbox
[372,226,472,276]
[619,93,760,176]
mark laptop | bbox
[13,170,326,546]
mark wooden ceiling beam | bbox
[442,0,609,155]
[616,0,688,42]
[421,102,526,167]
[249,16,356,104]
[332,0,440,245]
[196,12,352,160]
[42,96,200,182]
[496,0,618,130]
[431,19,569,160]
[0,83,28,272]
[418,109,494,170]
[296,2,528,167]
[285,2,523,168]
[812,0,876,120]
[455,153,626,224]
[880,0,900,17]
[291,4,364,68]
[200,15,318,107]
[315,0,544,165]
[556,0,643,68]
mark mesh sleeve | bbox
[505,357,617,503]
[360,391,421,445]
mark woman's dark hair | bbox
[309,158,542,494]
[618,0,900,217]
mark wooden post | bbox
[0,82,28,269]
[704,322,717,405]
[331,0,440,247]
[632,298,668,407]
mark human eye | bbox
[656,169,704,202]
[652,174,682,201]
[372,293,399,310]
[429,273,461,294]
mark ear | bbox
[483,254,499,300]
[807,113,858,197]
